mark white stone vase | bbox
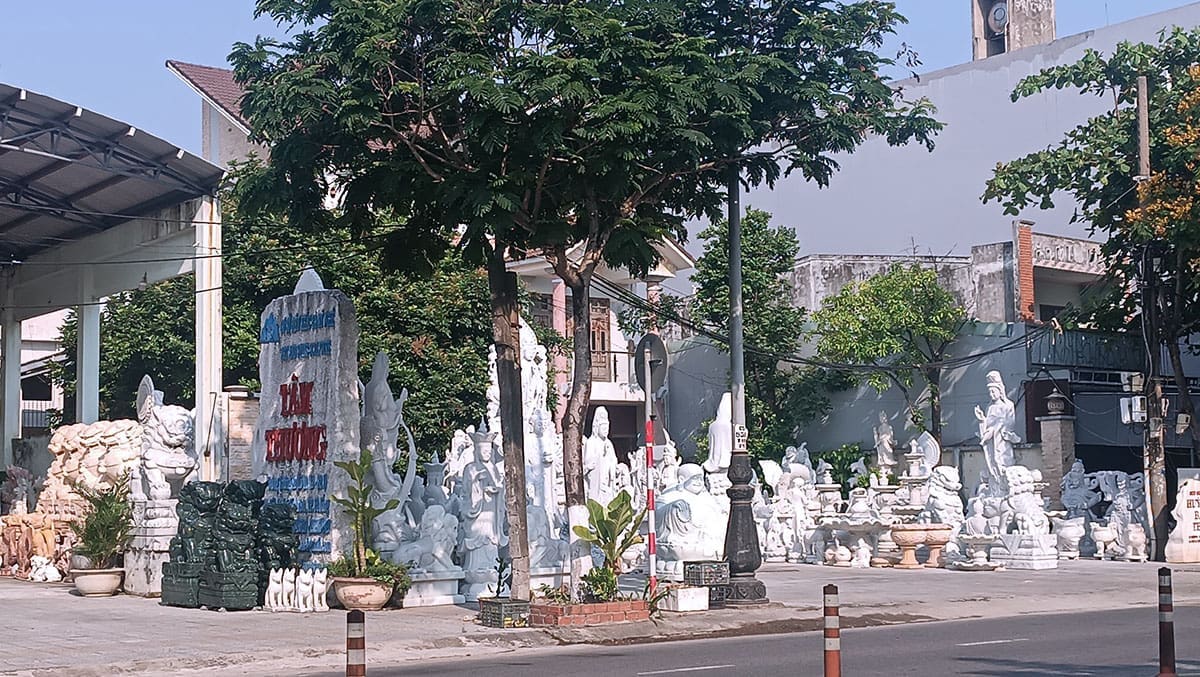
[72,568,125,597]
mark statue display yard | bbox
[253,269,360,562]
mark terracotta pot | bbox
[923,525,953,568]
[890,524,926,570]
[332,577,393,611]
[71,568,124,597]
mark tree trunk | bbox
[926,367,943,445]
[561,275,594,595]
[487,254,530,601]
[1166,338,1199,465]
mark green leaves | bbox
[69,473,133,568]
[572,493,646,573]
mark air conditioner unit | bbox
[1131,396,1148,423]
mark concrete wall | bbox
[789,255,972,313]
[202,101,265,169]
[737,4,1200,257]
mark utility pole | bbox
[1138,74,1170,561]
[723,168,767,605]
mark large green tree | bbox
[229,0,940,591]
[982,28,1200,557]
[811,264,966,443]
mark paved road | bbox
[307,606,1200,676]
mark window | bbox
[590,298,611,381]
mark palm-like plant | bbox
[70,474,133,569]
[572,492,646,573]
[331,449,398,577]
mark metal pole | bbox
[644,348,657,596]
[723,168,767,605]
[1158,567,1177,677]
[346,609,366,677]
[823,584,842,677]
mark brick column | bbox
[1035,414,1076,510]
[1014,221,1036,321]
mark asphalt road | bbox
[317,606,1200,676]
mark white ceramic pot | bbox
[72,568,124,597]
[332,577,393,611]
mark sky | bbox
[0,1,1199,159]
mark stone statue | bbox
[28,555,61,583]
[0,466,33,515]
[922,466,965,556]
[314,568,330,612]
[528,408,561,529]
[655,464,726,579]
[131,375,197,502]
[360,353,419,555]
[267,568,284,610]
[392,505,459,573]
[782,443,815,484]
[703,393,733,476]
[583,407,619,506]
[962,500,991,536]
[658,443,682,492]
[873,412,897,474]
[459,425,505,600]
[296,568,316,613]
[282,568,297,610]
[975,370,1019,494]
[999,466,1049,536]
[1059,460,1094,519]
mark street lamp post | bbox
[723,168,768,605]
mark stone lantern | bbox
[1045,388,1068,416]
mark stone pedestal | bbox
[404,569,466,607]
[990,533,1058,570]
[1166,475,1200,564]
[124,499,180,596]
[1035,414,1076,511]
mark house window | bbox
[531,293,554,331]
[1039,304,1067,322]
[590,298,611,381]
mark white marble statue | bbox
[583,407,620,506]
[975,371,1019,494]
[528,408,562,529]
[282,568,297,610]
[782,443,815,482]
[999,466,1049,535]
[873,412,897,475]
[267,568,285,610]
[296,568,315,613]
[314,568,330,612]
[360,353,420,555]
[658,443,682,492]
[392,504,460,573]
[130,375,197,503]
[459,425,505,600]
[28,555,61,583]
[655,464,727,579]
[703,393,733,477]
[922,466,965,557]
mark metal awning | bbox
[0,82,225,261]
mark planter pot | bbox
[331,577,393,611]
[72,568,124,597]
[890,524,927,570]
[923,525,953,569]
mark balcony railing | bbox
[1026,328,1145,373]
[21,400,53,429]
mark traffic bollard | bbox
[1158,567,1176,677]
[823,583,841,677]
[347,609,366,677]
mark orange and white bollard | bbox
[823,583,841,677]
[347,609,366,677]
[1158,567,1177,677]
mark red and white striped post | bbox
[644,359,658,596]
[1158,567,1176,677]
[823,583,841,677]
[346,609,366,677]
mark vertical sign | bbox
[252,276,359,562]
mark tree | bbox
[229,0,940,595]
[811,264,966,443]
[982,27,1200,558]
[624,208,846,461]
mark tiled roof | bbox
[165,60,248,129]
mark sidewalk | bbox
[2,559,1197,676]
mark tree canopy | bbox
[810,264,966,442]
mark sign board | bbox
[1029,233,1105,275]
[252,278,360,562]
[1166,472,1200,563]
[634,333,669,392]
[733,424,748,453]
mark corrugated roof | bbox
[0,82,225,261]
[165,60,249,131]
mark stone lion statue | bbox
[130,375,197,502]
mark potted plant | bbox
[529,493,650,627]
[69,475,133,597]
[328,449,411,611]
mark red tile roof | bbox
[165,60,248,129]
